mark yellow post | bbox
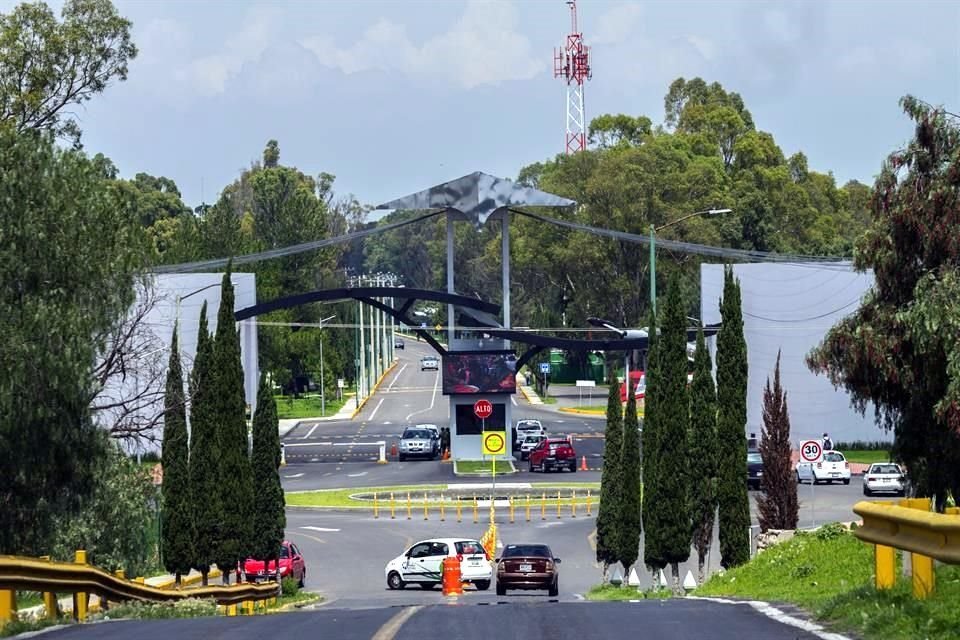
[473,498,479,524]
[525,495,531,522]
[227,604,237,616]
[557,491,562,519]
[40,555,56,620]
[541,492,546,520]
[509,496,515,524]
[390,492,395,519]
[424,492,429,520]
[406,492,412,520]
[74,550,88,622]
[134,577,145,584]
[440,494,446,522]
[875,544,896,590]
[456,498,462,523]
[374,492,379,519]
[586,489,592,516]
[572,489,577,518]
[912,552,935,598]
[114,569,125,579]
[0,590,16,624]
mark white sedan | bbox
[796,451,851,485]
[863,463,906,496]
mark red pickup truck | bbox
[239,540,306,586]
[528,438,577,473]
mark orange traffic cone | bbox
[580,456,588,471]
[442,448,450,461]
[390,442,398,457]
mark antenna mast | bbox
[554,1,592,154]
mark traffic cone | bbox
[390,442,398,457]
[580,456,588,471]
[442,448,450,461]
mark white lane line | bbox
[347,471,368,478]
[688,597,852,640]
[285,442,334,447]
[405,370,440,421]
[371,606,422,640]
[369,397,385,421]
[283,473,305,479]
[301,423,319,440]
[386,363,408,391]
[511,396,517,405]
[302,526,341,532]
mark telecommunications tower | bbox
[554,0,592,154]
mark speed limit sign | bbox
[800,440,823,463]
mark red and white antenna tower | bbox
[554,0,592,154]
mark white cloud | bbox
[592,3,643,46]
[299,0,544,89]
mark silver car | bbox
[863,462,906,496]
[421,356,439,371]
[399,427,438,461]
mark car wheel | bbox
[387,571,405,590]
[419,583,435,590]
[298,569,305,589]
[475,580,490,591]
[569,461,577,473]
[496,582,506,596]
[863,487,871,496]
[548,578,559,597]
[528,461,535,473]
[796,471,802,484]
[843,478,850,485]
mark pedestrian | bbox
[822,432,834,451]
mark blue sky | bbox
[8,0,959,209]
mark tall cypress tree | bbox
[716,266,751,568]
[595,379,624,577]
[689,327,718,584]
[161,325,194,585]
[642,308,667,576]
[251,374,286,575]
[655,275,692,590]
[757,351,799,532]
[189,302,221,585]
[213,266,255,583]
[617,382,643,575]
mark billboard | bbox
[442,351,517,395]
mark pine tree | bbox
[757,351,799,532]
[188,302,221,585]
[595,379,624,577]
[642,307,667,576]
[251,374,286,579]
[161,326,194,585]
[689,327,718,584]
[716,266,751,568]
[213,266,255,584]
[655,275,692,590]
[617,381,643,575]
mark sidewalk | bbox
[516,373,543,405]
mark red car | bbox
[528,437,577,473]
[240,540,306,586]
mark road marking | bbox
[287,530,327,545]
[386,363,408,391]
[371,605,422,640]
[689,597,853,640]
[283,473,305,479]
[511,396,517,405]
[369,398,385,421]
[285,442,334,447]
[301,423,319,440]
[302,526,341,532]
[347,471,368,477]
[404,370,440,421]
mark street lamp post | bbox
[318,314,336,416]
[649,208,731,314]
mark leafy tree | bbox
[689,327,717,583]
[617,382,643,574]
[161,326,194,583]
[716,266,751,568]
[250,374,286,571]
[0,0,137,146]
[212,266,255,583]
[588,114,651,148]
[0,127,143,556]
[595,379,624,577]
[642,308,666,576]
[651,275,692,589]
[757,351,798,531]
[187,302,220,584]
[807,97,960,510]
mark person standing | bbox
[822,433,834,451]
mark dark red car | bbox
[240,540,306,586]
[528,437,577,473]
[496,543,560,596]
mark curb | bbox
[350,360,399,419]
[559,407,606,416]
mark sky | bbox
[7,0,959,210]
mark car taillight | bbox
[867,476,875,482]
[845,462,849,469]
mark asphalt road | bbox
[44,600,835,640]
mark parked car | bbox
[420,356,439,371]
[519,434,546,461]
[863,462,906,496]
[385,538,491,590]
[747,450,764,489]
[528,437,577,473]
[796,450,851,485]
[239,541,306,587]
[416,423,442,454]
[514,419,546,448]
[399,426,439,461]
[496,543,560,596]
[395,338,404,349]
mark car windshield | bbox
[872,464,900,474]
[824,452,845,462]
[747,453,762,463]
[422,357,436,362]
[524,436,543,444]
[518,422,539,429]
[403,430,431,439]
[455,540,484,555]
[502,544,551,558]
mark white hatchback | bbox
[796,450,851,485]
[385,538,492,591]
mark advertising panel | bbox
[442,351,517,395]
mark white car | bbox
[385,538,492,590]
[416,423,442,452]
[863,462,906,496]
[519,434,546,460]
[796,450,851,485]
[514,419,546,448]
[421,356,439,371]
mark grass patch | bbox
[841,450,892,465]
[586,584,671,601]
[98,598,219,620]
[1,617,68,637]
[14,591,43,609]
[540,396,558,404]
[286,485,446,507]
[454,460,517,475]
[274,394,349,419]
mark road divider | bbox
[365,488,595,522]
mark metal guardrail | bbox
[0,552,279,623]
[852,499,960,598]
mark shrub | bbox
[281,577,300,597]
[101,597,218,620]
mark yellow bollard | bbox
[541,492,546,520]
[509,496,515,523]
[526,495,531,522]
[473,498,479,524]
[407,492,412,520]
[74,550,88,622]
[134,577,145,584]
[424,492,429,520]
[390,492,395,519]
[875,544,896,590]
[912,552,935,598]
[0,590,16,624]
[586,489,592,516]
[374,492,379,519]
[227,604,237,616]
[557,491,562,519]
[456,498,462,523]
[572,490,577,518]
[114,569,125,579]
[440,493,446,521]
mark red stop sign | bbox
[473,399,493,420]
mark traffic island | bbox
[453,460,518,477]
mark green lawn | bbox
[841,450,892,465]
[587,584,671,601]
[454,460,517,475]
[274,394,350,419]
